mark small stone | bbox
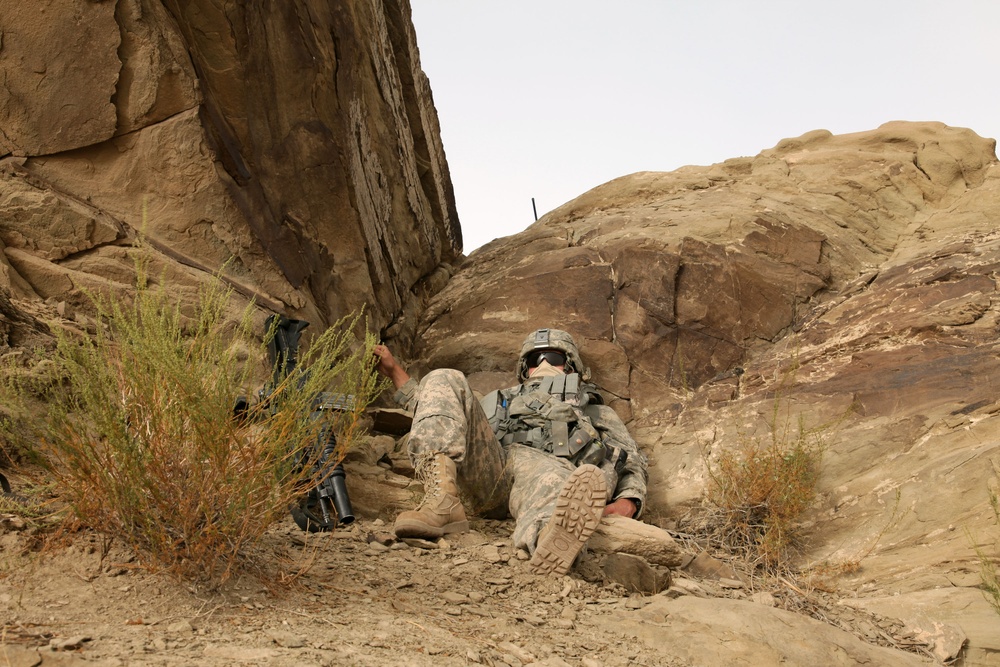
[267,629,306,648]
[441,592,467,604]
[518,614,545,626]
[468,591,485,603]
[366,542,390,553]
[482,545,503,563]
[719,577,745,589]
[203,646,283,661]
[664,577,708,598]
[367,531,395,546]
[684,551,740,580]
[50,635,90,650]
[750,591,776,606]
[551,618,575,630]
[601,553,666,595]
[401,537,439,550]
[537,657,574,667]
[499,642,536,664]
[5,517,26,531]
[467,648,483,663]
[166,620,194,634]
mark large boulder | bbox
[0,0,459,336]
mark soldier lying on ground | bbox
[374,328,648,576]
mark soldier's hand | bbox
[602,498,637,518]
[373,344,411,389]
[373,344,396,374]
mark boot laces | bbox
[415,453,444,505]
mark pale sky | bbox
[410,1,1000,252]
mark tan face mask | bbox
[528,359,565,378]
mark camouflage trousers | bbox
[407,369,611,553]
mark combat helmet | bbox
[517,328,589,382]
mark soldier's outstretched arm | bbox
[373,344,421,411]
[590,405,649,518]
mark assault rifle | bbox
[234,315,354,532]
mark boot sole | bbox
[530,464,607,576]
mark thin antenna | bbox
[532,197,538,221]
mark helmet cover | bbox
[517,328,589,382]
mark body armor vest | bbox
[480,373,626,470]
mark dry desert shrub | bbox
[24,256,383,583]
[706,403,824,575]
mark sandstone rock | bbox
[682,551,742,582]
[342,460,419,520]
[49,635,90,651]
[600,553,669,595]
[0,0,459,338]
[632,596,926,666]
[266,629,305,648]
[0,645,41,667]
[202,645,283,661]
[413,122,998,417]
[841,588,997,664]
[587,515,683,568]
[114,0,201,134]
[0,169,123,264]
[0,286,48,349]
[0,0,120,156]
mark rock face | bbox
[402,121,1000,663]
[0,0,459,334]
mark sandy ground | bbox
[1,501,939,667]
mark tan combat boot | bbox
[530,464,607,575]
[394,452,470,539]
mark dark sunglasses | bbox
[526,350,567,368]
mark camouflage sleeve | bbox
[589,405,649,517]
[392,377,420,412]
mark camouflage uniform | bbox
[394,364,648,553]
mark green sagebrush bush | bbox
[706,403,824,575]
[38,260,384,583]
